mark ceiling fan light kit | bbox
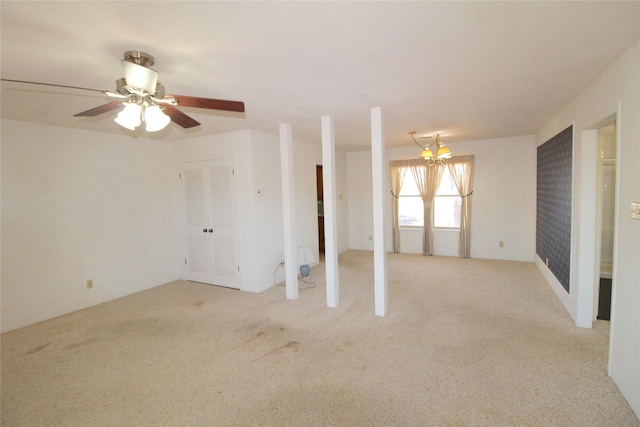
[143,104,171,132]
[107,52,177,132]
[2,50,246,134]
[114,102,142,130]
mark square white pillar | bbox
[322,116,339,308]
[371,107,388,316]
[279,123,298,300]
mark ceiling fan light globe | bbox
[144,105,171,132]
[121,60,158,95]
[114,103,142,130]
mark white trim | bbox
[536,254,574,319]
[575,129,598,329]
[607,102,622,378]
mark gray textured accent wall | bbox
[536,126,573,293]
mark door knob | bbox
[202,229,207,233]
[208,229,214,233]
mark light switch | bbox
[631,201,640,220]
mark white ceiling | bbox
[2,1,639,150]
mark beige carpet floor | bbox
[2,250,638,426]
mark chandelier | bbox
[410,131,452,166]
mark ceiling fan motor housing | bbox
[123,50,154,67]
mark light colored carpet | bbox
[2,250,638,426]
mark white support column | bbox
[322,116,339,308]
[279,123,298,300]
[371,107,388,316]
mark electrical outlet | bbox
[86,279,93,289]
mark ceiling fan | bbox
[2,50,245,132]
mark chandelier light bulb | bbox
[436,144,452,159]
[421,148,434,160]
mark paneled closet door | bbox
[182,159,239,289]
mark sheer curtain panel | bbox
[411,161,444,255]
[447,155,474,258]
[390,160,411,253]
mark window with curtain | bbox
[398,171,423,226]
[397,166,461,229]
[433,167,461,228]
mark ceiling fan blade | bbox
[171,95,245,113]
[163,105,201,128]
[74,101,124,117]
[1,78,105,93]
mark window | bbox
[397,166,461,228]
[398,171,423,226]
[433,167,461,228]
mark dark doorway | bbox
[597,278,612,321]
[316,165,325,253]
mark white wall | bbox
[262,129,349,285]
[347,135,536,262]
[335,148,350,254]
[250,131,286,290]
[250,130,334,289]
[171,129,330,292]
[1,121,341,332]
[536,39,640,417]
[1,120,183,332]
[347,150,374,251]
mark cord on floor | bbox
[273,262,316,290]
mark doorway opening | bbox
[596,121,616,320]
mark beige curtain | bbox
[411,161,444,255]
[447,155,474,258]
[390,160,411,253]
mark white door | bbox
[182,159,239,289]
